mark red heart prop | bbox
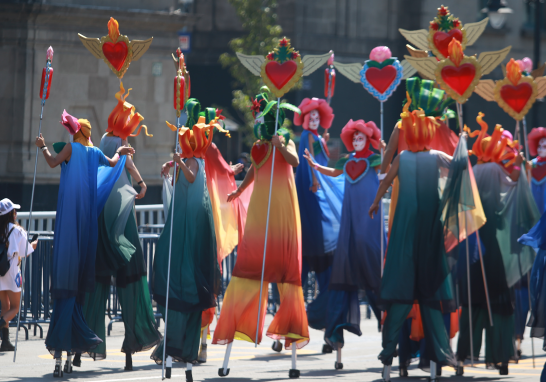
[251,141,271,169]
[532,165,546,182]
[433,29,463,58]
[345,160,368,181]
[500,83,533,114]
[365,66,397,94]
[441,64,476,96]
[102,41,128,71]
[265,61,298,90]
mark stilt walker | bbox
[302,119,384,370]
[457,113,540,375]
[42,110,133,377]
[13,46,54,362]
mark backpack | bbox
[0,227,16,277]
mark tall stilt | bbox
[335,347,343,370]
[218,342,232,377]
[186,362,193,382]
[430,361,437,382]
[198,325,208,363]
[382,364,391,382]
[165,355,172,379]
[289,345,300,378]
[63,354,73,374]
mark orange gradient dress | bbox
[212,140,309,349]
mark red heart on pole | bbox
[365,66,397,94]
[345,160,368,181]
[500,83,533,114]
[440,64,476,96]
[102,41,128,71]
[433,29,463,58]
[251,141,272,169]
[265,61,298,90]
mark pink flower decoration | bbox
[60,110,81,135]
[521,57,533,73]
[327,53,335,66]
[370,46,392,63]
[293,98,334,130]
[46,46,54,62]
[340,119,381,152]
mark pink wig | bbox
[293,98,334,130]
[528,127,546,156]
[340,119,381,152]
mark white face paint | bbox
[353,131,367,152]
[308,110,320,131]
[538,137,546,158]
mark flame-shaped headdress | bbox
[399,92,440,152]
[107,82,152,140]
[464,112,518,166]
[166,116,223,159]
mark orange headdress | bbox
[107,82,152,140]
[464,112,518,167]
[166,116,222,159]
[399,92,440,152]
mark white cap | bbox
[0,199,21,216]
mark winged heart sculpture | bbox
[236,37,332,98]
[399,5,489,60]
[474,58,546,121]
[78,17,153,79]
[404,39,511,103]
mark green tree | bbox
[220,0,294,146]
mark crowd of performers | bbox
[0,74,543,381]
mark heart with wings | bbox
[78,18,153,79]
[236,38,332,98]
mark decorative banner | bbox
[404,40,511,104]
[236,37,332,98]
[78,17,153,78]
[399,5,488,59]
[360,46,403,102]
[39,47,54,100]
[475,58,546,121]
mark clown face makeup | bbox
[538,137,546,158]
[353,131,367,152]
[308,110,320,131]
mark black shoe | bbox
[272,341,283,352]
[53,362,63,378]
[322,343,333,354]
[186,370,193,382]
[125,352,133,371]
[455,365,464,376]
[0,327,15,351]
[73,353,81,367]
[499,364,508,375]
[399,366,408,377]
[289,369,300,378]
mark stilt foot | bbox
[186,370,193,382]
[272,340,283,353]
[125,353,133,371]
[63,360,73,374]
[165,367,171,379]
[334,362,343,370]
[499,364,508,375]
[399,366,408,377]
[198,344,207,363]
[218,368,230,377]
[456,365,464,376]
[53,362,63,378]
[322,343,333,354]
[73,353,81,367]
[382,365,391,382]
[289,369,300,378]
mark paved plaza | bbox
[0,309,542,381]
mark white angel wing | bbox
[474,80,496,102]
[131,37,153,61]
[398,28,429,51]
[401,59,418,80]
[333,62,362,84]
[78,34,103,59]
[403,56,437,80]
[478,46,511,75]
[302,51,332,76]
[465,18,489,46]
[235,52,265,77]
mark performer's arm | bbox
[105,146,135,167]
[173,153,198,183]
[272,135,299,167]
[509,152,525,182]
[307,133,320,193]
[369,155,399,218]
[125,156,147,199]
[302,148,342,177]
[379,125,399,176]
[227,166,255,202]
[36,134,72,168]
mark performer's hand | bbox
[271,135,285,149]
[303,148,316,168]
[369,201,379,219]
[135,182,147,200]
[230,162,244,175]
[227,189,241,202]
[31,240,38,250]
[380,140,386,151]
[515,152,524,166]
[35,134,45,148]
[323,132,330,142]
[173,152,183,166]
[118,146,135,156]
[161,162,171,177]
[526,161,533,171]
[310,180,320,193]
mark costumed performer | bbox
[456,113,539,375]
[302,118,384,369]
[212,89,309,376]
[40,110,133,377]
[76,82,160,370]
[527,127,546,214]
[151,116,220,382]
[292,97,343,354]
[370,94,474,381]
